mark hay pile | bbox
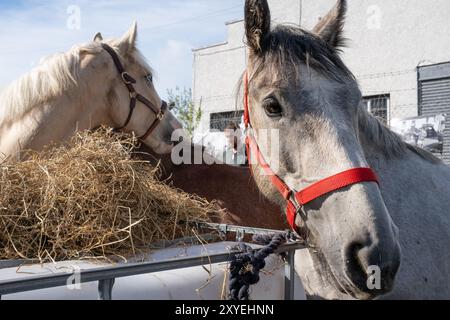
[0,129,220,262]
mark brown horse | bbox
[139,143,288,230]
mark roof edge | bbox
[225,18,244,26]
[192,41,228,52]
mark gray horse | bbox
[243,0,449,299]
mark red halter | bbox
[243,72,380,233]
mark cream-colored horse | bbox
[0,23,181,162]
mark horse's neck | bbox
[366,142,450,276]
[362,129,450,225]
[0,92,107,160]
[359,116,447,180]
[358,107,450,220]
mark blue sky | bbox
[0,0,244,98]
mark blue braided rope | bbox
[229,232,294,301]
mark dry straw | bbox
[0,129,220,263]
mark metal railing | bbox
[0,224,305,300]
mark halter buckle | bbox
[121,72,134,85]
[156,111,164,121]
[129,91,137,99]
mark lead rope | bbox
[228,231,297,301]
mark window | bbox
[210,111,244,131]
[363,94,390,124]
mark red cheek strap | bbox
[295,168,380,206]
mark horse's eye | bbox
[145,74,153,83]
[263,98,282,117]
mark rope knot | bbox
[228,231,294,300]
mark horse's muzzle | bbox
[343,240,401,298]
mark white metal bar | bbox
[284,251,296,301]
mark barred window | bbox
[210,111,244,132]
[363,94,390,124]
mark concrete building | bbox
[192,0,450,164]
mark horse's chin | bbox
[327,270,378,300]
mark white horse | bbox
[243,0,449,299]
[0,23,181,161]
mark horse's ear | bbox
[93,32,103,42]
[312,0,347,49]
[117,21,138,55]
[245,0,271,55]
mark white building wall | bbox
[192,31,246,142]
[192,0,304,143]
[193,0,450,142]
[268,0,302,25]
[306,0,450,120]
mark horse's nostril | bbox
[346,242,367,281]
[345,241,400,294]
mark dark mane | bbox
[252,25,354,82]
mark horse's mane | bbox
[0,39,153,127]
[358,107,442,164]
[0,45,90,125]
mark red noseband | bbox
[243,72,380,233]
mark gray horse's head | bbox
[244,0,401,299]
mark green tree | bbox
[167,87,202,136]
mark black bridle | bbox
[101,43,168,141]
